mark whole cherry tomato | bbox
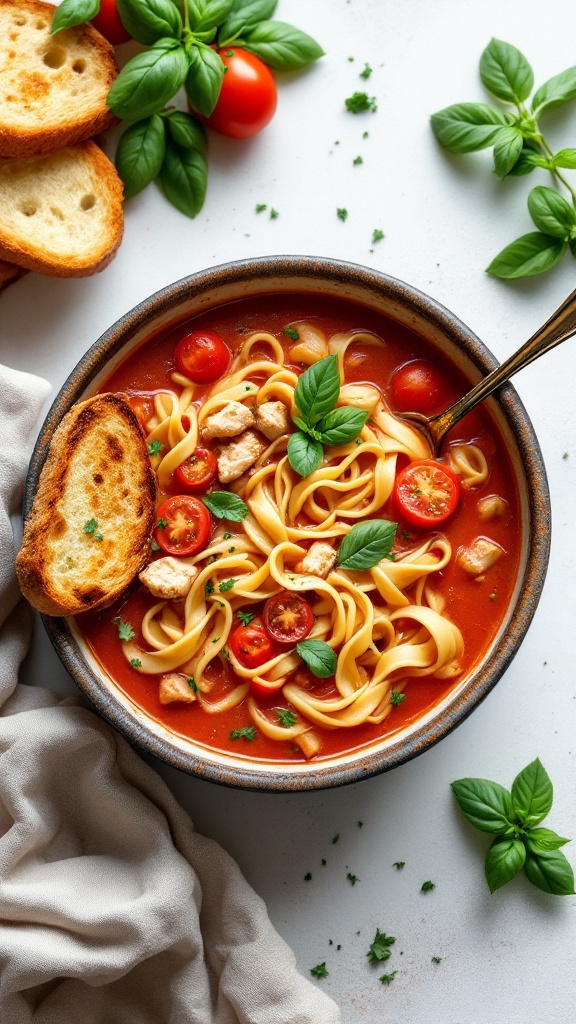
[389,360,448,415]
[174,330,231,384]
[393,459,462,530]
[175,448,218,494]
[154,495,212,556]
[229,622,276,669]
[263,592,313,646]
[91,0,131,45]
[203,48,277,138]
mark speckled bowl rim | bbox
[24,256,551,792]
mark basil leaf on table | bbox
[523,849,575,896]
[506,148,546,177]
[218,0,278,44]
[551,147,576,169]
[527,186,576,238]
[524,828,570,853]
[451,778,516,834]
[166,111,207,153]
[115,115,166,198]
[430,103,508,153]
[510,757,554,825]
[107,40,189,120]
[337,520,397,571]
[116,0,182,46]
[493,127,524,178]
[187,0,235,33]
[479,38,534,104]
[202,492,249,521]
[159,139,208,217]
[296,639,337,679]
[317,407,368,447]
[185,44,226,117]
[51,0,99,34]
[486,233,566,279]
[243,21,325,70]
[532,65,576,116]
[293,354,340,426]
[287,432,323,478]
[485,838,526,893]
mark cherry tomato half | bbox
[229,623,276,670]
[390,360,447,415]
[154,495,212,556]
[203,48,277,138]
[263,592,314,646]
[91,0,131,45]
[393,459,462,530]
[175,447,218,494]
[174,330,230,384]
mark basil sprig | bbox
[288,355,369,477]
[51,0,99,33]
[296,639,337,678]
[431,38,576,279]
[452,759,574,895]
[202,491,249,521]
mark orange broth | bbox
[78,293,522,763]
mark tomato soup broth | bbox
[79,294,522,763]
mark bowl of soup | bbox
[24,256,550,790]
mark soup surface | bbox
[79,294,521,762]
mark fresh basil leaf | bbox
[51,0,99,34]
[166,111,207,153]
[510,757,554,825]
[451,778,516,834]
[486,232,566,279]
[159,139,208,217]
[287,432,323,478]
[493,127,524,178]
[219,0,277,44]
[523,849,575,896]
[116,0,182,45]
[317,407,368,447]
[294,354,340,426]
[485,838,526,893]
[430,103,507,153]
[202,491,249,521]
[552,148,576,169]
[479,38,534,104]
[337,520,397,571]
[296,639,337,678]
[107,40,189,121]
[185,43,226,117]
[243,21,324,70]
[524,828,571,853]
[187,0,235,33]
[527,186,576,238]
[532,66,576,116]
[115,115,166,198]
[506,148,538,176]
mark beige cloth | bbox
[0,364,340,1024]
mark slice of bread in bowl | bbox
[0,0,118,158]
[17,394,157,616]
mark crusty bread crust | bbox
[17,394,157,616]
[0,0,118,158]
[0,140,124,276]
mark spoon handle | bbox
[430,287,576,443]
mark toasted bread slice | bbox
[17,394,157,616]
[0,141,124,276]
[0,0,118,158]
[0,258,27,292]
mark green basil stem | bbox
[510,95,576,206]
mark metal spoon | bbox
[401,288,576,455]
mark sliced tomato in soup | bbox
[393,459,461,529]
[263,592,313,645]
[230,623,276,670]
[175,447,218,494]
[389,359,447,414]
[154,495,211,556]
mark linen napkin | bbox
[0,364,340,1024]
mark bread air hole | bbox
[43,46,66,69]
[80,194,96,211]
[13,17,27,26]
[19,201,38,217]
[36,20,47,30]
[72,59,86,74]
[50,206,64,221]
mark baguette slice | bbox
[0,0,118,158]
[17,394,157,616]
[0,141,124,276]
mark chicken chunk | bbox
[300,542,338,579]
[202,401,255,440]
[477,494,507,521]
[217,430,267,484]
[256,401,290,441]
[457,537,504,576]
[139,556,198,599]
[159,673,196,705]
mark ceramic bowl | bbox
[24,256,551,791]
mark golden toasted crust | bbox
[0,0,118,158]
[0,141,124,277]
[17,394,157,616]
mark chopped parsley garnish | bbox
[223,532,233,540]
[304,872,312,881]
[219,578,236,592]
[156,517,167,530]
[205,580,214,598]
[129,658,142,668]
[389,691,406,706]
[147,439,163,456]
[379,971,397,985]
[363,131,369,138]
[310,962,329,979]
[345,91,377,113]
[245,385,251,392]
[346,872,360,885]
[353,155,363,165]
[372,228,385,244]
[228,546,235,553]
[150,538,160,552]
[230,725,257,741]
[332,833,340,844]
[270,208,279,219]
[393,861,405,870]
[237,610,254,626]
[432,956,442,964]
[277,708,297,729]
[255,203,267,213]
[367,929,396,964]
[113,617,135,642]
[211,637,219,643]
[360,62,373,79]
[187,677,198,692]
[84,518,104,541]
[337,207,348,221]
[284,326,300,341]
[562,451,569,460]
[421,880,435,892]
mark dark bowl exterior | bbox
[24,256,551,791]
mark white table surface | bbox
[2,1,576,1021]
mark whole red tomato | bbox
[91,0,131,45]
[204,48,278,138]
